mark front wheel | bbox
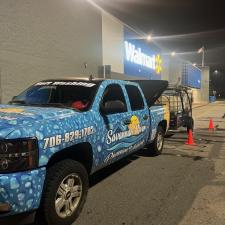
[148,126,165,156]
[37,159,89,225]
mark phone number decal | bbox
[43,126,94,149]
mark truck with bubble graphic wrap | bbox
[0,78,168,225]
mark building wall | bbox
[0,0,102,103]
[161,55,210,103]
[102,12,124,74]
[111,72,147,80]
[191,88,201,103]
[0,0,210,103]
[168,57,183,85]
[161,55,169,81]
[192,67,209,103]
[161,55,183,85]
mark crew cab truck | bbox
[0,78,168,225]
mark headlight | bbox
[0,138,39,173]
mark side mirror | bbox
[101,100,126,114]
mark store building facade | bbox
[0,0,209,103]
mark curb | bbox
[192,103,209,109]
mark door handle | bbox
[124,119,131,125]
[143,115,149,120]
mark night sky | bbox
[94,0,225,96]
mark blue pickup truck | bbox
[0,78,168,225]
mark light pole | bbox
[198,46,205,67]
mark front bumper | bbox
[0,167,46,217]
[0,211,36,225]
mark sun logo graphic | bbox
[155,54,162,74]
[128,115,141,136]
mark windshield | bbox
[10,81,100,111]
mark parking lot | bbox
[1,1,225,224]
[71,101,225,225]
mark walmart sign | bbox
[124,41,158,71]
[124,28,162,80]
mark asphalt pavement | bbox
[31,101,225,225]
[75,101,225,225]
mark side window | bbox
[101,84,127,114]
[125,85,145,111]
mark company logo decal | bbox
[106,115,146,145]
[35,81,96,87]
[128,115,141,135]
[124,41,162,74]
[104,140,145,163]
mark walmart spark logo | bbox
[155,54,162,74]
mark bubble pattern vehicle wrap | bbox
[0,80,166,216]
[0,168,46,216]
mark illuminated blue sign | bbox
[182,64,201,89]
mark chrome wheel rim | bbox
[157,132,163,151]
[55,173,82,219]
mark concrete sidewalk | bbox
[179,101,225,225]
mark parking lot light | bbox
[171,51,176,57]
[147,35,152,41]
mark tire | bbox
[36,159,89,225]
[149,126,165,156]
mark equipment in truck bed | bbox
[160,85,194,131]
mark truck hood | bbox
[0,104,75,138]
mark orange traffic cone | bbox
[186,129,195,145]
[209,118,214,131]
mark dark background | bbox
[94,0,225,97]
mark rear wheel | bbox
[149,126,165,156]
[37,159,88,225]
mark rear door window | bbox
[125,85,145,111]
